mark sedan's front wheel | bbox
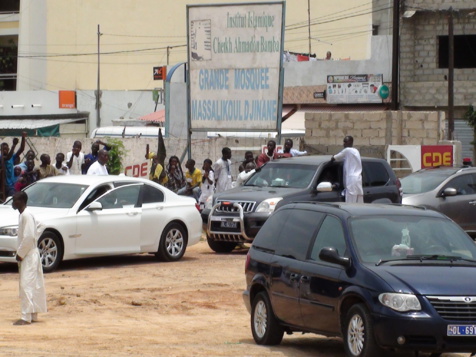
[344,304,383,357]
[156,223,187,262]
[38,231,63,273]
[251,291,284,345]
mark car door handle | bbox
[290,273,300,282]
[127,212,139,216]
[156,206,164,210]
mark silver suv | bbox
[401,166,476,238]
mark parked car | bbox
[202,155,401,252]
[0,175,202,272]
[401,166,476,238]
[243,202,476,356]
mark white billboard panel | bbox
[187,2,285,131]
[326,74,383,104]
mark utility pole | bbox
[391,0,400,110]
[447,8,454,140]
[96,24,102,128]
[307,0,311,56]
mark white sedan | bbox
[0,175,202,272]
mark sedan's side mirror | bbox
[86,201,103,211]
[319,247,351,268]
[317,182,333,192]
[442,187,457,197]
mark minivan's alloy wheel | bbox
[156,222,187,262]
[251,292,284,345]
[344,304,383,357]
[347,312,365,355]
[38,232,63,273]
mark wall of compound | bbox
[303,110,446,158]
[0,135,303,180]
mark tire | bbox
[344,304,384,357]
[156,223,187,262]
[206,235,236,253]
[251,291,284,345]
[38,231,63,273]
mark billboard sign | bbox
[153,66,167,80]
[187,2,285,131]
[421,145,454,168]
[326,74,383,104]
[58,90,76,109]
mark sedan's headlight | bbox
[204,195,214,210]
[255,198,283,214]
[379,293,421,312]
[0,226,19,237]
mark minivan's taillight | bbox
[245,251,251,272]
[396,178,402,196]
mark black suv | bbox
[244,202,476,356]
[201,155,402,252]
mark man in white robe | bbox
[213,147,233,193]
[87,149,109,175]
[331,135,364,203]
[12,191,47,325]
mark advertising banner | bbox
[326,74,383,104]
[187,2,285,131]
[421,145,454,168]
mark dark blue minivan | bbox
[243,202,476,356]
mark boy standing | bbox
[213,147,232,193]
[66,141,85,175]
[12,191,47,325]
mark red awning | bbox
[138,109,165,123]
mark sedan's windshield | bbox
[350,215,476,264]
[245,163,317,188]
[11,182,89,209]
[401,169,457,194]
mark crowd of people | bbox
[0,134,111,199]
[1,134,309,207]
[143,138,308,208]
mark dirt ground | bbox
[0,239,472,357]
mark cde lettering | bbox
[422,152,451,167]
[124,162,148,177]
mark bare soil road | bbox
[0,240,471,357]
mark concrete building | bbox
[0,0,376,139]
[2,0,475,160]
[399,1,476,159]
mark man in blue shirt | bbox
[82,140,111,174]
[1,132,27,197]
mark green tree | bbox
[106,139,127,175]
[464,105,476,163]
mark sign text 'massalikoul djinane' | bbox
[187,2,285,131]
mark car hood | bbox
[0,205,71,227]
[368,265,476,295]
[215,186,302,201]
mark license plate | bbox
[220,221,237,228]
[447,325,476,336]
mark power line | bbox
[17,44,186,58]
[286,5,392,31]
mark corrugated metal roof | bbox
[0,118,84,129]
[138,110,165,122]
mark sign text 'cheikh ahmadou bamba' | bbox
[187,2,285,131]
